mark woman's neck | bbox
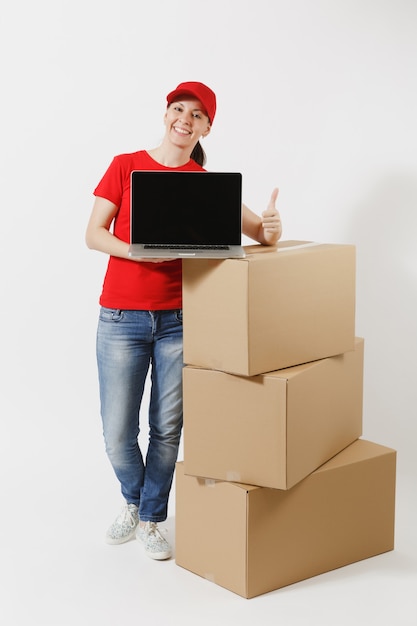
[147,143,192,168]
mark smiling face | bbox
[164,98,211,151]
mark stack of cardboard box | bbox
[175,241,396,599]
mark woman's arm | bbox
[242,188,282,246]
[85,196,131,258]
[85,196,171,263]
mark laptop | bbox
[128,171,246,259]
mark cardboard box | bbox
[183,338,364,489]
[175,439,396,598]
[182,241,356,376]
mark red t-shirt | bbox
[94,150,205,310]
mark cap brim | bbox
[167,89,209,118]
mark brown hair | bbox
[190,141,207,166]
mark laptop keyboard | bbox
[144,244,230,250]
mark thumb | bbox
[270,187,279,206]
[263,187,279,216]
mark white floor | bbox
[2,416,416,626]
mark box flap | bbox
[315,439,396,473]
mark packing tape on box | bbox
[204,573,216,583]
[277,242,322,252]
[226,470,242,482]
[204,478,216,488]
[245,242,322,257]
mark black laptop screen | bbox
[130,171,242,246]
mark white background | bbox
[1,1,416,624]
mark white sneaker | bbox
[136,522,172,560]
[106,503,139,544]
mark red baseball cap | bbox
[166,81,217,124]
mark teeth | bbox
[174,127,190,135]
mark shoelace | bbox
[116,505,137,528]
[144,521,167,540]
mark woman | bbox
[85,81,282,561]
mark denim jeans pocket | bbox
[99,307,124,323]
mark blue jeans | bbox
[96,307,183,522]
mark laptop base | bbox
[128,244,246,259]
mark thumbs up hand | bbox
[261,188,282,243]
[242,187,282,245]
